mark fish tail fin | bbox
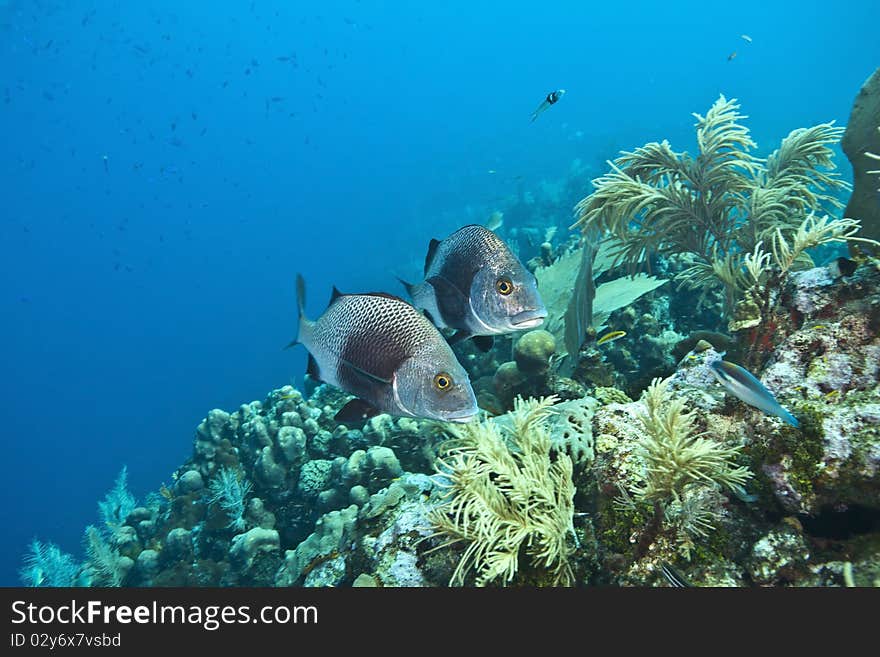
[780,408,799,428]
[285,273,310,349]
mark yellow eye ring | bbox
[496,277,514,295]
[433,372,452,390]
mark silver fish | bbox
[399,225,547,351]
[710,360,799,428]
[290,275,478,424]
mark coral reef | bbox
[19,92,880,589]
[21,258,880,587]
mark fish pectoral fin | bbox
[447,330,472,345]
[335,398,380,423]
[338,358,392,385]
[426,274,471,322]
[472,335,494,352]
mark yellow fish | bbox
[597,330,626,346]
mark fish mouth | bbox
[442,407,480,423]
[510,309,547,329]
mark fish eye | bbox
[433,372,452,391]
[495,277,514,296]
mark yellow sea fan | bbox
[426,396,577,587]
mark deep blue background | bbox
[1,0,878,585]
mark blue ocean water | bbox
[0,0,877,585]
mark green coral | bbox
[615,378,753,559]
[426,396,577,586]
[572,95,869,312]
[534,240,667,365]
[83,526,131,586]
[746,405,824,506]
[632,378,753,505]
[207,467,252,531]
[593,386,632,405]
[97,466,137,541]
[20,540,82,587]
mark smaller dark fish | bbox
[530,89,565,122]
[660,562,691,588]
[828,257,857,278]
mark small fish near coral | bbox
[398,224,547,352]
[709,359,799,428]
[660,561,692,588]
[596,330,626,346]
[288,274,478,424]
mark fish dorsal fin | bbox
[363,291,410,304]
[329,286,344,305]
[426,274,471,324]
[424,238,441,274]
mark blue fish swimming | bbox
[709,360,799,428]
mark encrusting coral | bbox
[426,395,577,586]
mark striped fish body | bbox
[294,278,477,423]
